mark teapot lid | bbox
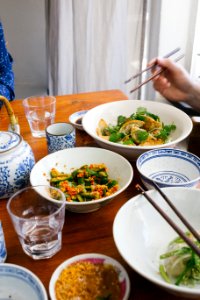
[0,131,22,153]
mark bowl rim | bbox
[30,147,134,206]
[69,110,89,129]
[49,252,130,300]
[136,148,200,187]
[113,187,200,296]
[82,100,193,150]
[0,263,48,299]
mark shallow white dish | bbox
[0,263,47,300]
[30,147,133,213]
[69,110,88,130]
[82,100,193,161]
[136,148,200,189]
[113,187,200,298]
[49,253,130,300]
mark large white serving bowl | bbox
[82,100,193,161]
[0,263,47,300]
[113,187,200,298]
[49,253,130,300]
[30,147,133,213]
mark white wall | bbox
[0,0,47,99]
[159,0,197,72]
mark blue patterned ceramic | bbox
[46,122,76,153]
[0,221,6,262]
[136,148,200,189]
[69,110,88,130]
[0,263,47,299]
[0,131,35,199]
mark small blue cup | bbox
[46,122,76,153]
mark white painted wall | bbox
[0,0,47,99]
[159,0,197,72]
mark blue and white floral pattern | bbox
[0,133,35,199]
[0,221,7,262]
[47,130,76,153]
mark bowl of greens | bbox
[30,147,133,213]
[113,187,200,298]
[82,100,193,161]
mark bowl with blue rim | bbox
[136,148,200,190]
[69,110,88,130]
[0,263,48,300]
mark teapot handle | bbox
[0,95,20,134]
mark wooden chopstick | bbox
[136,184,200,257]
[130,53,184,94]
[125,47,181,84]
[152,181,200,242]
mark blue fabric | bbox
[0,21,15,107]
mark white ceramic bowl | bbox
[0,263,47,300]
[136,148,200,190]
[49,253,130,300]
[30,147,133,213]
[82,100,193,161]
[113,187,200,298]
[69,110,88,130]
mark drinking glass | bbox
[7,185,66,260]
[23,96,56,138]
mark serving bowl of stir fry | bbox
[82,100,193,160]
[113,187,200,298]
[30,147,133,213]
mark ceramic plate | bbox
[69,110,88,130]
[49,253,130,300]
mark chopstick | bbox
[152,181,200,242]
[125,47,181,84]
[130,53,184,94]
[136,184,200,257]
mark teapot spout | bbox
[0,95,20,134]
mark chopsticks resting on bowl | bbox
[136,183,200,257]
[125,47,181,84]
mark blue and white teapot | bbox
[0,96,35,199]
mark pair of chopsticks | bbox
[125,47,184,94]
[136,183,200,257]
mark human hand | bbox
[148,58,194,103]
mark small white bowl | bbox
[0,263,47,300]
[82,100,193,161]
[30,147,133,213]
[136,148,200,190]
[113,187,200,298]
[69,110,88,130]
[49,253,130,300]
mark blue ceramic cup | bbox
[46,122,76,153]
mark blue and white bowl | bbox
[136,148,200,189]
[0,263,47,300]
[69,110,88,130]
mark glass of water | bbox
[7,185,66,260]
[23,96,56,138]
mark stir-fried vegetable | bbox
[96,107,176,146]
[49,164,119,202]
[159,233,200,286]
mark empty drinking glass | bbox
[7,185,66,260]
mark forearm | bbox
[186,82,200,112]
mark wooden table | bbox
[0,89,198,300]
